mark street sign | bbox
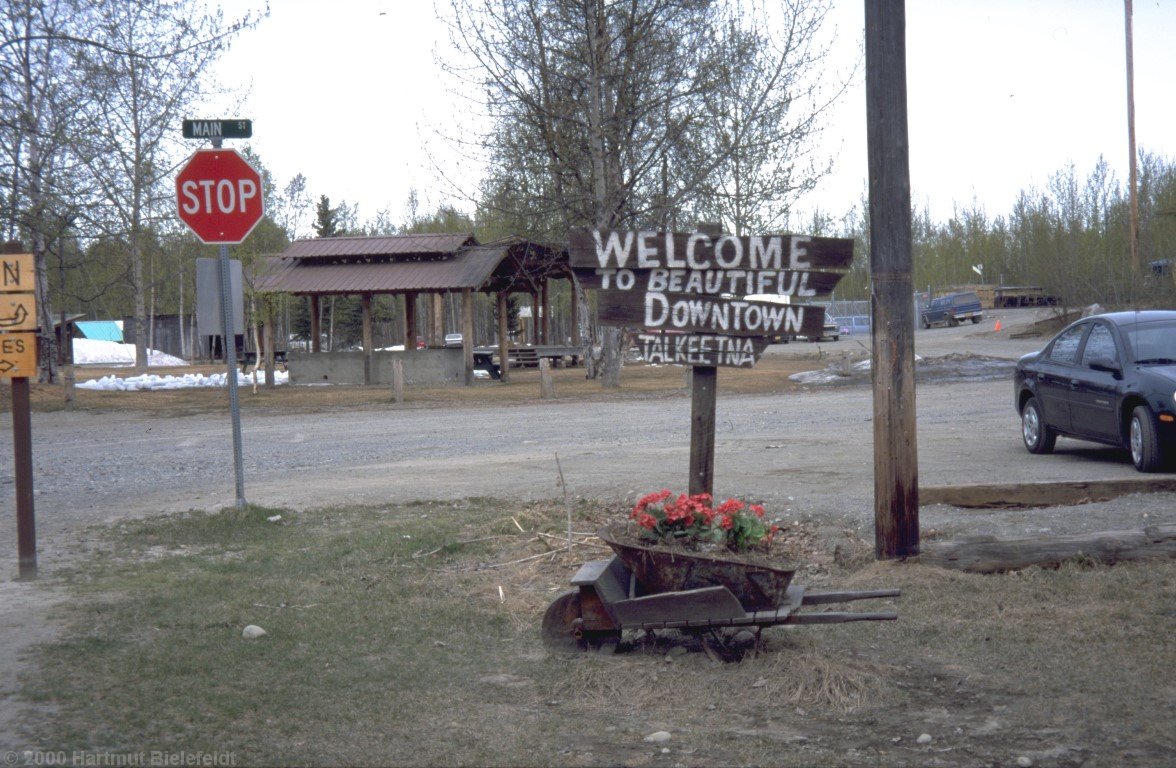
[0,294,36,331]
[0,332,36,378]
[175,149,265,244]
[598,289,826,337]
[182,119,252,140]
[568,228,853,270]
[636,333,768,368]
[1,253,34,292]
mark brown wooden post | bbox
[263,299,275,387]
[540,279,550,345]
[568,275,580,346]
[461,288,474,385]
[403,292,417,351]
[431,293,444,347]
[689,365,717,498]
[530,292,539,344]
[866,0,919,559]
[309,295,321,353]
[497,291,510,383]
[361,292,373,385]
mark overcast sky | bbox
[205,0,1176,234]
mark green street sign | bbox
[182,119,253,140]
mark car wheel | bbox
[922,318,930,329]
[971,316,981,324]
[1021,397,1057,454]
[1129,405,1165,472]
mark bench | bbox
[239,350,288,372]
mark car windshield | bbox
[1124,319,1176,363]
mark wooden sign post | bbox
[570,228,853,496]
[2,249,38,579]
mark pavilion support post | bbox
[462,288,474,386]
[431,293,444,348]
[361,293,373,385]
[403,292,418,351]
[540,279,550,345]
[497,291,510,383]
[530,292,539,345]
[309,295,321,353]
[263,300,275,387]
[569,276,580,346]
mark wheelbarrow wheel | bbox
[541,590,584,651]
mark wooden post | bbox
[540,279,550,344]
[309,295,321,353]
[263,300,275,387]
[391,358,404,403]
[689,366,717,498]
[539,358,554,399]
[361,292,373,385]
[568,276,580,346]
[461,288,474,385]
[866,0,919,559]
[530,292,539,344]
[497,291,510,383]
[431,293,444,348]
[403,292,417,351]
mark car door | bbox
[1068,321,1124,442]
[1033,322,1089,434]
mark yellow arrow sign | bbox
[1,253,34,293]
[0,332,37,378]
[0,293,36,331]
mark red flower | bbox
[750,504,765,518]
[636,513,658,530]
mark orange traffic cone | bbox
[994,320,1002,332]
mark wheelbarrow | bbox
[542,526,899,651]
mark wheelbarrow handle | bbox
[799,588,901,605]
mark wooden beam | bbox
[540,279,550,345]
[309,295,321,354]
[917,524,1176,574]
[569,278,580,346]
[403,292,417,351]
[462,288,474,386]
[866,1,919,559]
[431,293,444,348]
[689,366,717,497]
[920,478,1176,509]
[497,291,510,383]
[361,293,373,385]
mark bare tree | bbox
[72,0,259,372]
[447,0,845,387]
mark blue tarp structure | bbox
[74,320,123,343]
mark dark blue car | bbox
[1014,310,1176,472]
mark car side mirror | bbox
[1089,357,1121,376]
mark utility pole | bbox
[866,0,919,559]
[1124,0,1140,282]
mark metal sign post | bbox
[177,123,263,509]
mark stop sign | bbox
[175,149,264,244]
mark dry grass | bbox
[20,498,1175,766]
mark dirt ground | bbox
[1,306,1174,762]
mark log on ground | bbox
[916,523,1176,574]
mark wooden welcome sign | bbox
[569,227,854,497]
[569,228,853,367]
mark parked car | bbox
[837,315,871,336]
[921,291,984,328]
[444,333,464,348]
[1013,310,1176,472]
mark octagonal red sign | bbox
[175,149,264,244]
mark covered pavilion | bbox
[253,233,576,384]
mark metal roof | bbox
[254,236,569,296]
[280,233,476,259]
[74,320,124,342]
